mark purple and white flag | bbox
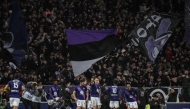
[129,12,181,61]
[66,29,117,76]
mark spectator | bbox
[157,93,165,109]
[0,72,10,84]
[138,88,147,109]
[178,70,190,102]
[150,95,160,109]
[165,88,179,102]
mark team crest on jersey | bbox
[129,95,133,98]
[80,91,84,95]
[96,89,100,93]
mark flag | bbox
[66,29,117,76]
[3,0,29,48]
[7,48,26,67]
[185,0,190,45]
[3,0,29,66]
[129,12,181,61]
[147,88,168,98]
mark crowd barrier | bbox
[6,102,190,109]
[166,102,190,109]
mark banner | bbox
[147,88,168,98]
[129,12,181,61]
[185,0,190,45]
[166,102,190,109]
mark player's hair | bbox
[113,78,118,85]
[79,78,86,83]
[14,73,20,79]
[94,77,99,81]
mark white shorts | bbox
[91,97,101,106]
[47,97,60,105]
[77,100,86,108]
[9,98,20,107]
[127,101,138,108]
[110,101,119,108]
[87,100,93,109]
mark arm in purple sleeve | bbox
[48,87,54,99]
[118,88,121,100]
[124,90,127,102]
[135,89,139,100]
[57,87,60,97]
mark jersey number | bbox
[112,88,117,93]
[13,82,18,88]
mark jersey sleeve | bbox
[135,89,139,100]
[118,87,121,100]
[57,86,60,97]
[48,86,54,99]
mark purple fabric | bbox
[145,35,170,61]
[156,18,171,38]
[77,86,85,99]
[145,18,172,61]
[66,29,116,45]
[185,0,190,45]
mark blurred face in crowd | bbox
[164,72,168,75]
[157,77,161,82]
[153,96,157,100]
[184,70,189,75]
[94,78,99,85]
[10,74,13,78]
[150,75,154,80]
[4,72,8,77]
[158,71,162,76]
[33,55,37,60]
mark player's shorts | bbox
[47,97,60,105]
[91,97,101,106]
[76,100,86,108]
[127,101,138,108]
[110,101,119,108]
[87,100,93,109]
[9,98,20,107]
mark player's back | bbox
[8,79,23,98]
[109,86,120,101]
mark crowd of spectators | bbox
[0,0,189,90]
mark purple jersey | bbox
[8,79,24,98]
[90,84,101,97]
[48,85,60,99]
[124,88,139,102]
[105,86,120,101]
[75,85,87,100]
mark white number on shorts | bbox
[13,82,18,88]
[112,88,117,93]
